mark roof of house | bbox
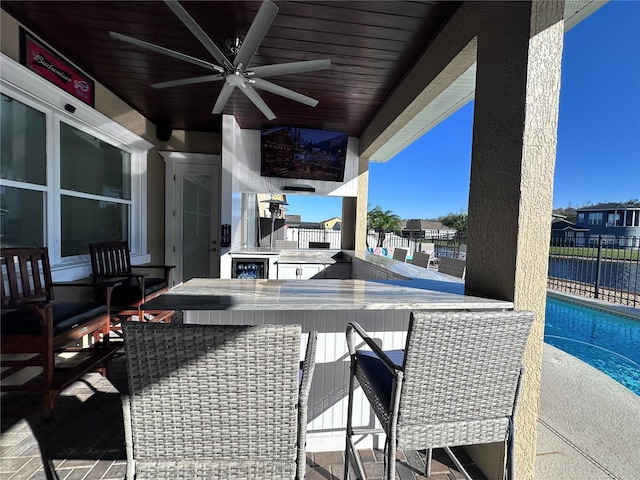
[551,218,589,232]
[402,219,445,230]
[577,203,640,212]
[551,218,574,227]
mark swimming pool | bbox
[544,295,640,395]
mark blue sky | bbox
[286,1,640,222]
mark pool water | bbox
[544,296,640,395]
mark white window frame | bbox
[588,212,603,225]
[1,54,153,280]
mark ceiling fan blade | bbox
[233,0,279,69]
[152,75,224,89]
[249,59,332,78]
[240,84,276,120]
[110,31,224,73]
[163,0,234,71]
[212,83,236,114]
[252,79,318,107]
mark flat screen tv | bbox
[261,126,349,182]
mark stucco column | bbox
[353,156,370,252]
[466,1,565,478]
[341,197,357,250]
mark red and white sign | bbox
[21,29,95,106]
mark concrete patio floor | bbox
[1,344,638,479]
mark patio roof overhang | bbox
[0,0,604,161]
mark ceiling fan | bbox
[109,0,331,120]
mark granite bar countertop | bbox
[276,249,348,265]
[142,277,512,311]
[227,247,280,256]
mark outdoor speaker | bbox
[156,123,173,141]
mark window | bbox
[59,122,131,256]
[588,212,603,225]
[577,212,585,224]
[626,210,640,227]
[607,212,621,227]
[1,59,152,278]
[1,94,46,248]
[1,95,132,256]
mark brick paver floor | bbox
[1,349,484,480]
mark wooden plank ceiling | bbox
[2,1,461,136]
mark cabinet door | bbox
[278,264,300,279]
[300,264,325,279]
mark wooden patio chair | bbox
[89,241,174,329]
[122,322,317,479]
[1,247,118,418]
[344,310,534,480]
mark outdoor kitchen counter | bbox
[141,277,512,312]
[141,252,514,452]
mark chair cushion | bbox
[355,349,404,407]
[111,277,168,306]
[1,302,107,335]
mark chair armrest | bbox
[2,300,58,311]
[131,264,175,281]
[346,322,402,374]
[52,277,128,288]
[299,331,318,403]
[132,264,176,270]
[296,330,318,480]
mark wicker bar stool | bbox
[344,310,534,480]
[122,322,317,479]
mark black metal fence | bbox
[289,228,342,249]
[548,235,640,308]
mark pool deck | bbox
[536,344,640,480]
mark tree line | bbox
[367,205,468,247]
[367,199,639,247]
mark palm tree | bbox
[367,206,402,247]
[441,211,468,234]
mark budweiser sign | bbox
[21,29,94,106]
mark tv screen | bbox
[261,126,349,182]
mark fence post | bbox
[594,235,603,299]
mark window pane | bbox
[0,94,46,185]
[60,123,131,200]
[61,195,128,256]
[0,186,45,248]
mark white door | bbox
[170,163,220,284]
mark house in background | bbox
[321,217,342,230]
[401,219,457,240]
[550,214,589,245]
[575,203,640,244]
